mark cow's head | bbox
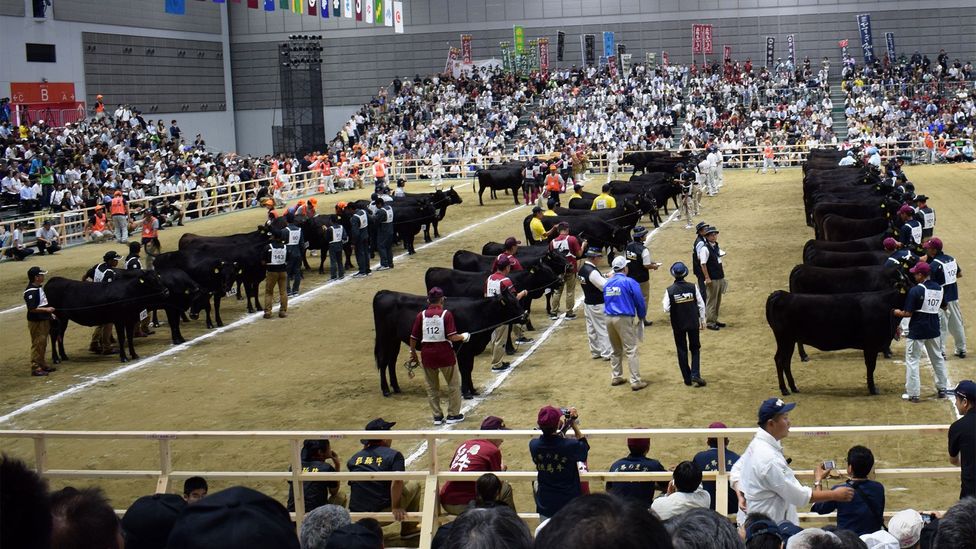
[528,263,561,291]
[137,271,169,298]
[542,249,572,274]
[445,186,462,205]
[212,260,237,292]
[494,288,527,321]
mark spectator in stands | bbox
[438,506,532,549]
[346,418,420,540]
[324,522,382,549]
[121,493,186,549]
[530,405,589,521]
[786,528,843,548]
[665,507,745,549]
[440,416,514,514]
[948,380,976,499]
[731,398,855,524]
[606,437,668,506]
[5,221,34,260]
[535,493,671,549]
[50,486,124,549]
[0,455,52,549]
[743,518,783,549]
[299,505,351,549]
[183,476,208,504]
[287,439,345,514]
[35,219,60,255]
[167,486,299,549]
[934,497,976,548]
[651,460,711,520]
[811,445,886,535]
[693,421,741,515]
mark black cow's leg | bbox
[798,343,810,362]
[433,220,440,238]
[165,307,185,344]
[236,280,244,301]
[512,186,520,205]
[545,293,552,316]
[50,319,62,364]
[251,280,262,312]
[882,346,892,359]
[151,309,160,328]
[302,249,311,271]
[389,361,401,394]
[214,295,224,328]
[344,243,354,269]
[864,350,880,395]
[126,321,138,360]
[56,320,68,361]
[423,224,431,243]
[116,321,129,362]
[478,186,486,206]
[459,353,476,397]
[524,301,535,331]
[505,324,516,355]
[773,337,793,395]
[202,298,214,329]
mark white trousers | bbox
[707,168,719,195]
[905,337,948,397]
[939,300,967,355]
[583,303,612,359]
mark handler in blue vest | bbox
[662,262,707,387]
[923,237,966,359]
[604,256,648,391]
[374,197,395,271]
[897,204,923,255]
[893,261,948,403]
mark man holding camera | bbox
[730,398,855,524]
[530,405,589,521]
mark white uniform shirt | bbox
[730,428,811,524]
[650,487,711,521]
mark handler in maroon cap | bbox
[529,405,589,520]
[409,287,470,426]
[439,416,516,514]
[692,421,741,514]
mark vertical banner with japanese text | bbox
[702,24,713,55]
[556,31,565,62]
[444,47,459,75]
[885,32,896,64]
[692,24,702,54]
[513,25,525,55]
[392,0,403,32]
[723,44,731,62]
[461,34,472,64]
[856,13,875,64]
[539,38,550,71]
[765,36,775,68]
[603,31,615,61]
[583,34,596,66]
[787,34,795,66]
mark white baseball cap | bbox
[612,256,628,271]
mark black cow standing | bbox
[371,290,525,397]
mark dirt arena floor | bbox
[1,164,974,534]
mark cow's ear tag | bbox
[214,267,219,273]
[899,287,906,294]
[139,278,145,284]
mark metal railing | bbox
[0,424,958,548]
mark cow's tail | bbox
[523,215,534,245]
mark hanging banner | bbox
[306,0,316,16]
[461,35,473,64]
[839,38,849,59]
[444,47,459,75]
[363,0,373,23]
[165,0,186,14]
[539,38,550,71]
[723,44,731,62]
[765,36,775,68]
[343,0,352,17]
[321,0,329,17]
[332,0,339,16]
[616,43,625,73]
[556,31,565,62]
[603,31,615,60]
[527,39,538,71]
[374,0,382,24]
[662,51,668,66]
[247,0,259,7]
[355,0,362,20]
[583,34,596,66]
[645,51,654,65]
[383,0,392,26]
[264,0,275,10]
[856,13,875,64]
[513,26,525,55]
[692,24,702,54]
[885,32,896,63]
[787,34,795,65]
[620,53,632,74]
[393,0,403,32]
[702,24,713,54]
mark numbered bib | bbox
[331,225,344,243]
[910,224,922,244]
[270,247,287,265]
[922,211,935,229]
[486,276,504,297]
[139,309,148,321]
[287,228,301,246]
[919,287,943,314]
[422,312,447,343]
[938,259,958,285]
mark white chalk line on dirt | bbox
[0,304,26,315]
[405,209,682,466]
[0,204,527,425]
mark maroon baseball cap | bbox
[537,406,562,429]
[480,416,509,430]
[708,421,728,429]
[909,261,930,275]
[428,287,444,300]
[923,237,943,251]
[883,237,898,251]
[504,237,521,248]
[495,255,511,269]
[626,437,650,453]
[898,204,915,216]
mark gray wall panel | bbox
[55,0,221,34]
[0,0,23,17]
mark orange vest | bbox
[141,216,158,239]
[545,174,562,192]
[763,146,774,159]
[92,213,107,231]
[110,196,126,215]
[373,160,387,178]
[924,135,935,149]
[95,102,105,113]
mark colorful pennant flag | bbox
[343,0,352,17]
[321,0,329,17]
[307,0,316,16]
[393,0,402,33]
[248,0,258,8]
[264,0,275,10]
[374,0,383,24]
[332,0,339,17]
[363,0,373,23]
[383,0,392,26]
[355,0,361,20]
[165,0,186,14]
[292,0,303,13]
[213,0,225,4]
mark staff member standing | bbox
[139,209,159,271]
[485,256,528,374]
[125,242,154,337]
[915,195,935,239]
[85,251,120,354]
[893,261,948,402]
[374,197,395,271]
[698,226,727,331]
[25,266,56,377]
[923,238,966,359]
[109,190,129,243]
[625,226,659,326]
[549,223,584,320]
[530,406,589,521]
[948,380,975,499]
[326,215,348,281]
[262,230,288,319]
[663,262,706,387]
[544,165,565,208]
[577,257,611,360]
[409,287,470,425]
[284,215,304,296]
[604,256,648,391]
[528,206,555,244]
[348,204,371,278]
[590,184,616,210]
[897,205,923,255]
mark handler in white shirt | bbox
[730,398,854,524]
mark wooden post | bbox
[33,436,47,474]
[156,439,172,494]
[715,437,729,515]
[290,439,306,534]
[418,474,439,548]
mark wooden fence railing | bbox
[0,424,957,548]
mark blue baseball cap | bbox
[758,397,796,426]
[953,380,976,402]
